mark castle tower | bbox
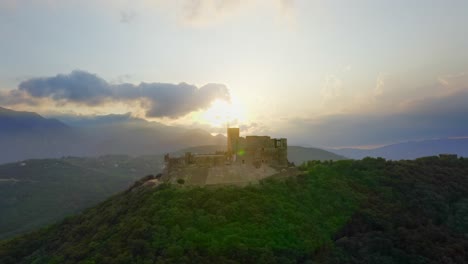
[227,127,240,156]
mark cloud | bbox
[437,72,468,91]
[239,122,270,135]
[120,10,136,23]
[318,74,350,112]
[1,0,295,27]
[320,75,343,101]
[180,0,247,25]
[0,89,42,106]
[18,71,112,105]
[278,0,295,17]
[280,73,468,147]
[179,0,295,25]
[115,82,230,118]
[286,88,468,147]
[3,70,230,119]
[374,73,385,97]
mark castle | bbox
[163,128,290,185]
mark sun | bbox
[202,99,245,128]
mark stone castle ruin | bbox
[163,128,291,185]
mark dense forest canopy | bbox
[1,156,468,263]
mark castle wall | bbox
[227,128,240,155]
[205,163,279,185]
[234,136,288,167]
[192,154,226,166]
[163,127,289,186]
[167,152,226,169]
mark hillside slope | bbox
[2,157,468,263]
[0,155,162,239]
[287,146,345,164]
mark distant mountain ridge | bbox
[7,107,464,162]
[0,107,225,164]
[0,107,80,164]
[287,146,345,164]
[0,107,344,164]
[332,138,468,160]
[0,107,69,135]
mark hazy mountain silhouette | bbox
[0,107,226,164]
[0,107,68,134]
[332,138,468,160]
[287,146,345,164]
[0,107,83,163]
[72,118,226,157]
[7,106,464,163]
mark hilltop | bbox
[2,156,468,263]
[0,144,342,239]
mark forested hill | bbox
[0,155,163,239]
[2,156,468,263]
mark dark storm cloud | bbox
[288,90,468,147]
[10,70,230,118]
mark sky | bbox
[1,0,468,148]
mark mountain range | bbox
[0,107,345,164]
[332,138,468,160]
[2,106,466,163]
[0,107,224,164]
[0,107,79,163]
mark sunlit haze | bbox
[1,0,468,147]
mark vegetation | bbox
[176,179,185,185]
[0,155,162,239]
[1,157,468,263]
[329,156,468,263]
